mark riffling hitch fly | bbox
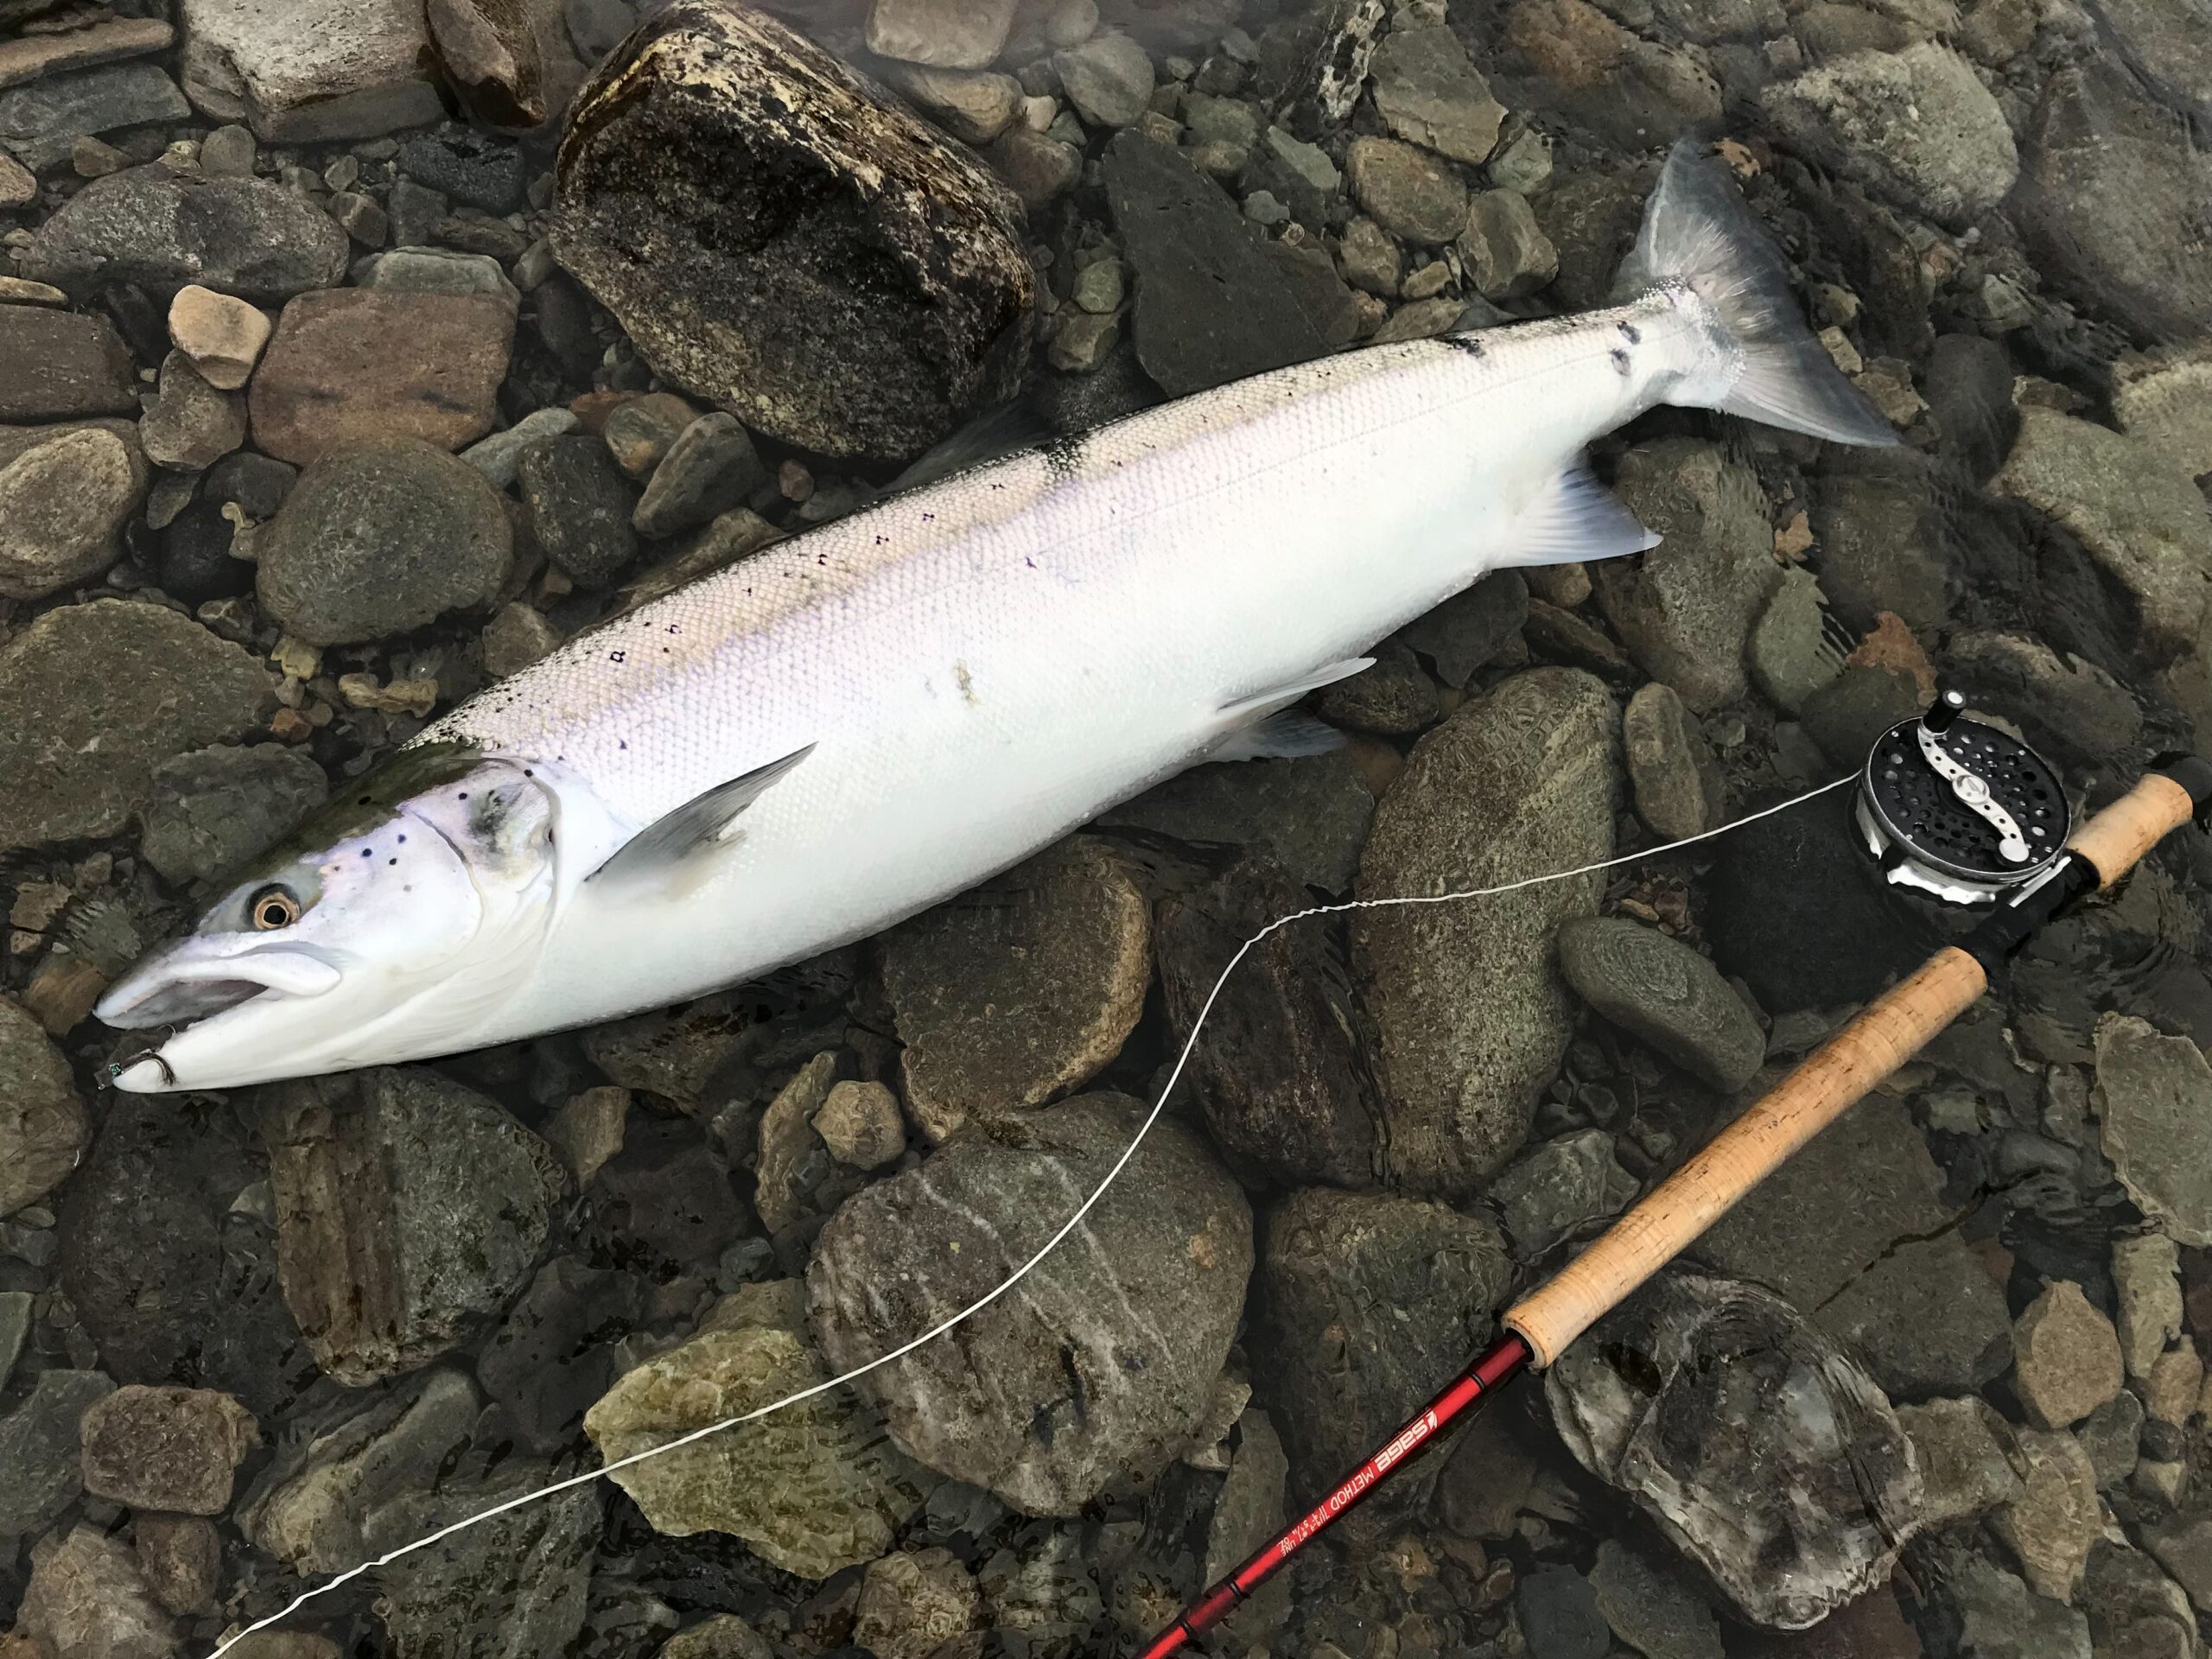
[1140,719,2212,1659]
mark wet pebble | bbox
[1991,1426,2101,1602]
[2014,1280,2124,1429]
[587,1286,933,1575]
[1622,681,1722,841]
[257,441,512,645]
[398,124,526,212]
[1368,22,1504,164]
[633,412,768,538]
[2095,1015,2212,1246]
[1588,1539,1722,1659]
[1558,916,1765,1090]
[79,1384,259,1514]
[0,304,137,423]
[16,1523,176,1659]
[1053,30,1154,126]
[1899,1395,2022,1525]
[881,63,1024,145]
[249,289,515,466]
[1942,1551,2090,1659]
[0,1368,116,1535]
[175,0,444,139]
[167,284,272,390]
[20,167,350,303]
[868,0,1019,67]
[0,600,272,853]
[1489,1128,1638,1255]
[1517,1564,1609,1659]
[520,432,640,588]
[880,836,1150,1142]
[462,405,580,489]
[0,422,146,600]
[1345,135,1468,245]
[810,1093,1250,1513]
[361,245,521,308]
[0,61,189,170]
[133,1512,221,1617]
[812,1079,906,1170]
[264,1065,566,1383]
[140,349,248,471]
[483,600,564,679]
[1459,188,1558,300]
[853,1547,983,1659]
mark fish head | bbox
[98,742,568,1092]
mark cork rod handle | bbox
[1504,768,2203,1369]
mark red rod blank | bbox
[1136,1331,1534,1659]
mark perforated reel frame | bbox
[1856,713,2073,905]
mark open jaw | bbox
[96,947,344,1091]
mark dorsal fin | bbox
[587,745,814,888]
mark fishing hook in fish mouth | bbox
[108,1035,178,1089]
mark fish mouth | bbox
[97,946,346,1091]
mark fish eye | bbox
[250,885,302,931]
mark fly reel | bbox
[1855,689,2072,906]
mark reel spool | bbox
[1856,689,2072,906]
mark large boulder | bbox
[808,1093,1251,1514]
[1352,668,1620,1193]
[551,1,1033,461]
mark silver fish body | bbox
[99,143,1895,1091]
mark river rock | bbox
[520,433,639,588]
[19,167,351,304]
[1052,29,1152,126]
[0,60,188,170]
[478,1255,645,1452]
[0,15,173,87]
[1548,1269,1923,1629]
[979,1523,1102,1658]
[140,350,248,472]
[1944,1552,2091,1659]
[1992,410,2212,667]
[1623,680,1723,841]
[809,1093,1251,1514]
[1898,1395,2020,1527]
[137,742,329,887]
[363,246,520,308]
[853,1548,982,1659]
[1369,22,1503,164]
[2113,1232,2184,1379]
[239,1368,480,1573]
[1596,439,1781,712]
[632,412,767,538]
[135,1513,220,1618]
[880,63,1023,145]
[1814,1232,2013,1397]
[0,1368,115,1535]
[1991,1427,2100,1603]
[2114,346,2212,480]
[0,995,87,1220]
[250,289,514,466]
[554,2,1034,461]
[463,407,579,490]
[1353,668,1620,1193]
[263,1065,567,1384]
[2013,1280,2123,1430]
[1102,130,1327,397]
[1154,854,1383,1189]
[177,0,444,140]
[1557,917,1764,1090]
[813,1080,906,1171]
[0,600,272,854]
[1759,43,2015,225]
[0,423,144,600]
[1813,466,1955,632]
[257,441,513,645]
[1589,1539,1724,1659]
[1103,750,1374,893]
[867,0,1019,67]
[1488,1128,1639,1256]
[587,1286,933,1576]
[423,0,552,129]
[79,1385,259,1515]
[168,284,272,389]
[1251,1188,1509,1518]
[1696,1096,1948,1306]
[0,306,137,423]
[880,836,1150,1143]
[2095,1015,2212,1245]
[2012,64,2212,345]
[16,1525,175,1659]
[1346,134,1468,245]
[367,1452,601,1657]
[1942,630,2141,766]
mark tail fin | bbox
[1621,140,1899,448]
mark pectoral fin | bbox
[1206,658,1370,762]
[588,745,815,887]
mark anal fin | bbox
[588,744,814,888]
[1497,457,1660,566]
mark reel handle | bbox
[1505,755,2212,1368]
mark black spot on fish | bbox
[1042,435,1084,479]
[1444,334,1486,357]
[1610,347,1631,374]
[1618,321,1642,344]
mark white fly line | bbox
[208,771,1856,1657]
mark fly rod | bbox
[1141,692,2212,1658]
